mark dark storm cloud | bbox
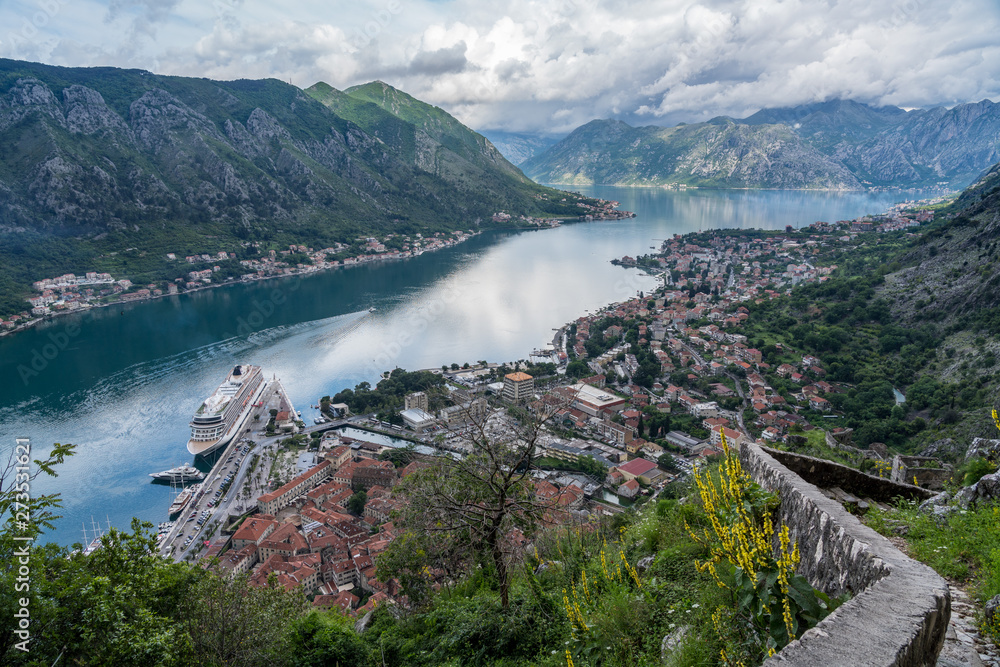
[407,42,469,76]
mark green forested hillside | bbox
[305,81,577,216]
[734,163,1000,456]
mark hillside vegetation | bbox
[734,162,1000,456]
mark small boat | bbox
[167,484,200,517]
[369,306,376,312]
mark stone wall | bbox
[766,447,935,504]
[823,429,872,460]
[740,443,950,667]
[890,455,953,491]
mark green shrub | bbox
[286,611,369,667]
[961,457,998,486]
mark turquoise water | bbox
[0,186,923,544]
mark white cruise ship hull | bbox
[187,367,266,457]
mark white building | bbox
[401,408,436,432]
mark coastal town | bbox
[6,10,1000,663]
[165,205,945,618]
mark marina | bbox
[156,376,301,559]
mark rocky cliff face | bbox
[837,100,1000,186]
[0,73,408,234]
[0,60,565,239]
[523,100,1000,190]
[879,161,1000,327]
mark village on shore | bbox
[3,198,636,336]
[6,230,477,334]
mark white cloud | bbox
[0,0,997,134]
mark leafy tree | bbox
[3,518,199,666]
[377,529,467,608]
[0,441,76,536]
[285,611,369,667]
[388,401,561,608]
[183,570,307,667]
[1,441,77,660]
[658,453,681,473]
[576,455,608,480]
[347,491,368,516]
[379,444,417,468]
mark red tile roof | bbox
[618,458,658,477]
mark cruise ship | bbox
[187,364,266,457]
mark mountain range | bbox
[0,60,588,238]
[0,59,593,314]
[519,99,1000,190]
[478,131,559,166]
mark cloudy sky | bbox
[1,0,998,135]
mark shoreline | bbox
[0,229,488,340]
[541,182,956,194]
[0,212,634,342]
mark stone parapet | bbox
[739,443,950,667]
[765,447,935,504]
[890,455,953,491]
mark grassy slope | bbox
[307,81,589,218]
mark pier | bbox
[159,377,290,559]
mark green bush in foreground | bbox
[688,436,843,664]
[960,457,998,486]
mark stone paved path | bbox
[937,585,1000,667]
